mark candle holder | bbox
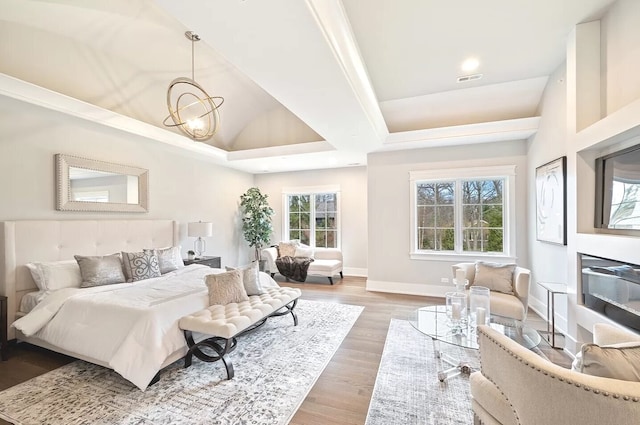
[469,286,491,327]
[445,291,468,333]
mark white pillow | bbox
[25,260,82,291]
[294,246,314,258]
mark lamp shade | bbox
[188,222,213,237]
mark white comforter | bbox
[13,265,219,390]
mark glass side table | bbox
[537,281,567,349]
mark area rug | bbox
[0,300,363,425]
[365,319,478,425]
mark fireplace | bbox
[581,254,640,332]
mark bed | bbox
[0,220,272,390]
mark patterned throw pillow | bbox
[75,254,126,288]
[143,246,184,274]
[206,269,250,305]
[226,262,264,296]
[473,261,516,294]
[121,251,162,282]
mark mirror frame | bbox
[55,154,149,213]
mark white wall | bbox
[526,0,640,352]
[255,166,368,276]
[526,64,569,332]
[602,0,640,115]
[0,95,255,266]
[367,141,529,296]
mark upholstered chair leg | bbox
[339,271,343,278]
[328,277,333,285]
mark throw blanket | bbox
[276,256,314,282]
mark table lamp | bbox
[188,221,213,258]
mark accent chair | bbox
[452,262,530,322]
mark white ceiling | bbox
[0,0,617,173]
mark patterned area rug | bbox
[0,300,363,425]
[365,319,478,425]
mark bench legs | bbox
[182,298,299,379]
[183,331,237,379]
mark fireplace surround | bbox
[581,254,640,331]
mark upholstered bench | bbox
[179,286,302,379]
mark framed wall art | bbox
[535,156,567,245]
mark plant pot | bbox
[258,259,267,272]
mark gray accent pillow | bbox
[74,254,126,288]
[206,269,250,305]
[473,261,516,294]
[143,246,184,274]
[576,342,640,381]
[226,262,264,296]
[122,251,161,282]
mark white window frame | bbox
[409,165,517,262]
[282,185,341,249]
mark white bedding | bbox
[19,291,47,314]
[13,265,219,390]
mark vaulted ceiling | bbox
[0,0,617,173]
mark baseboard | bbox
[343,267,367,277]
[366,280,451,298]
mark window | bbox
[284,188,339,248]
[410,166,516,259]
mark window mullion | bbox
[455,180,463,254]
[310,194,316,247]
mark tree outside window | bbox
[415,178,506,254]
[285,192,338,248]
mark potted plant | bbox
[187,250,195,260]
[240,187,274,269]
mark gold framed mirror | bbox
[55,154,149,213]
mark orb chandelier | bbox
[163,31,224,141]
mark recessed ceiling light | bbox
[461,57,480,73]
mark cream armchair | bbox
[471,324,640,425]
[452,262,530,321]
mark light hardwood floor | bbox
[0,276,572,425]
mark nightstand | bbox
[1,295,7,361]
[183,256,221,268]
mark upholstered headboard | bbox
[0,220,178,339]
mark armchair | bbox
[452,262,530,321]
[471,324,640,425]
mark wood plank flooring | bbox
[0,276,572,425]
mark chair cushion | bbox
[308,259,342,274]
[474,261,516,294]
[488,291,526,321]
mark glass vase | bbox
[469,286,491,327]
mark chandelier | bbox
[163,31,224,141]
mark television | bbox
[595,143,640,230]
